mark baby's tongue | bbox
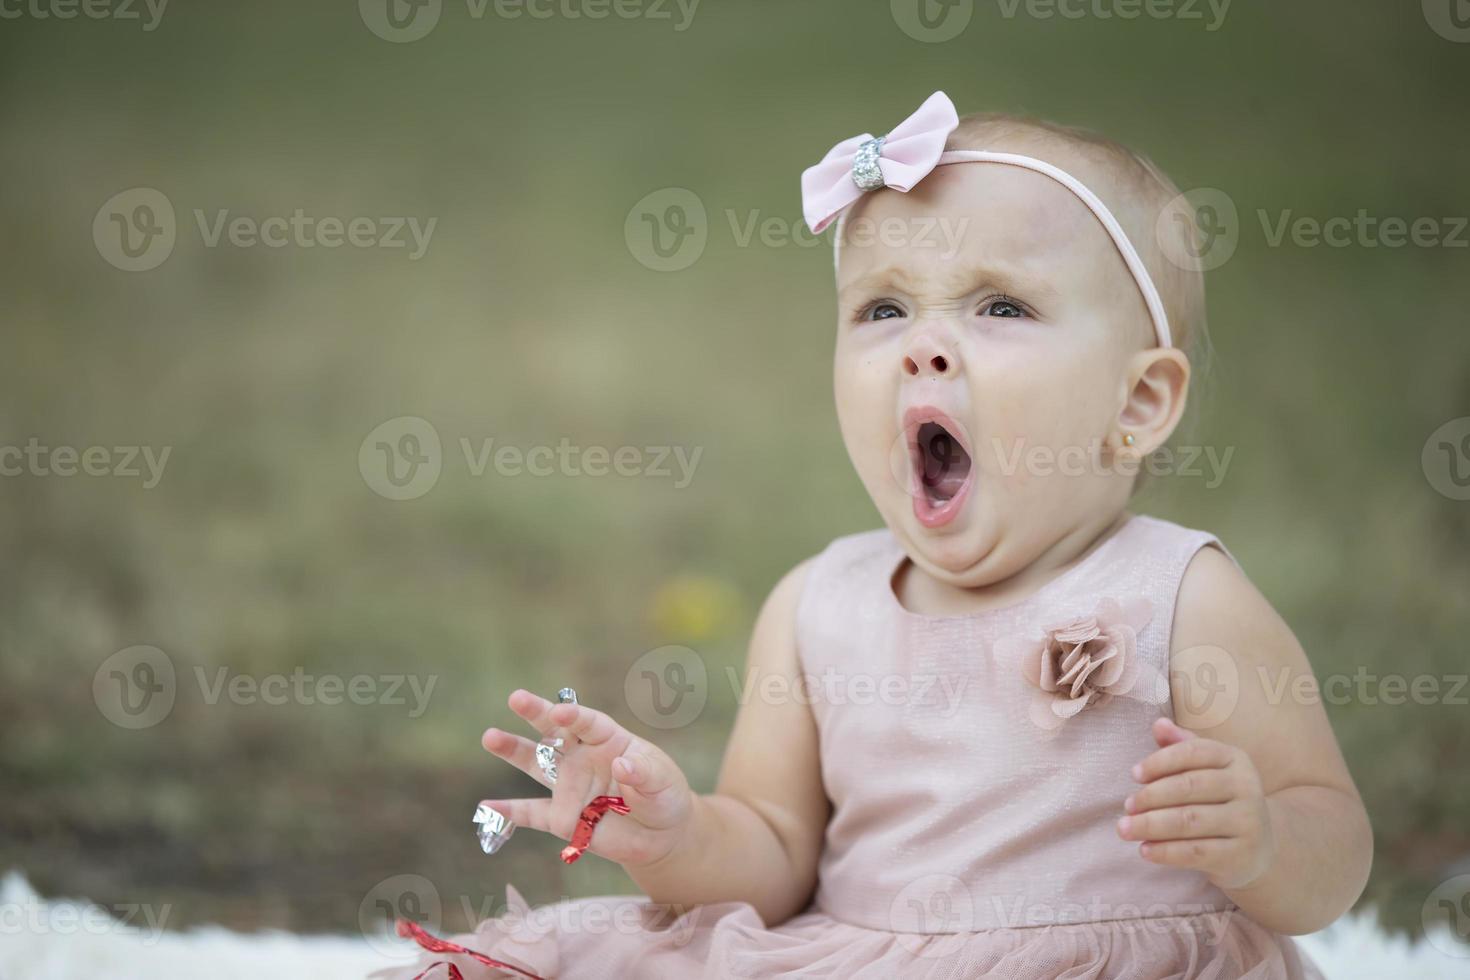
[921,427,972,501]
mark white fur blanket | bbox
[1,871,1466,979]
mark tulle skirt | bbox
[372,887,1322,979]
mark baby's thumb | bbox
[1152,716,1196,748]
[612,750,684,814]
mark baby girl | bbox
[387,91,1371,978]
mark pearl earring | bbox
[1122,433,1136,447]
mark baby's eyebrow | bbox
[838,262,1056,301]
[837,266,922,295]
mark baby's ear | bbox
[1115,347,1190,455]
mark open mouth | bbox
[905,411,974,527]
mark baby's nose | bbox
[902,335,957,379]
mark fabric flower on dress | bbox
[997,597,1164,731]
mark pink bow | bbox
[800,91,960,234]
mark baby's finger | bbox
[612,750,687,829]
[482,727,554,786]
[549,702,622,747]
[1125,768,1235,815]
[1117,802,1246,843]
[1132,738,1234,784]
[507,689,560,737]
[614,749,678,797]
[479,798,556,837]
[1151,716,1197,749]
[1138,837,1235,873]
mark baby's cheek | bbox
[833,355,896,475]
[968,368,1116,495]
[981,353,1114,444]
[968,364,1049,444]
[834,333,898,403]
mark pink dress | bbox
[380,515,1321,979]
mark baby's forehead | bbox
[837,164,1121,291]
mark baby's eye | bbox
[980,298,1026,319]
[864,302,906,321]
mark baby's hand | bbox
[1117,717,1276,890]
[479,689,693,869]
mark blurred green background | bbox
[1,0,1467,948]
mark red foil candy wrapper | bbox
[396,918,544,980]
[395,795,630,978]
[560,795,630,864]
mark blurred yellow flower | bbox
[647,574,742,643]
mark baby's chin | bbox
[882,496,1003,585]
